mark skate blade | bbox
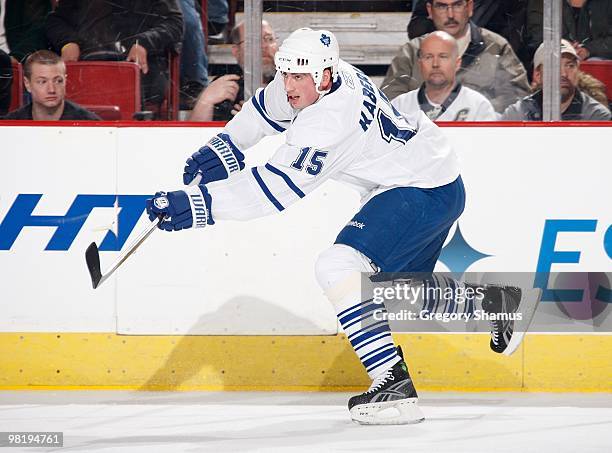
[350,398,425,425]
[503,288,543,356]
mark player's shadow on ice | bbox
[139,295,370,391]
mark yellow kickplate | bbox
[0,333,610,391]
[523,335,612,392]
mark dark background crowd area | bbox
[241,1,412,12]
[0,0,610,121]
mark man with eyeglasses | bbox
[408,0,528,62]
[382,0,530,114]
[189,20,278,122]
[502,40,610,121]
[392,31,497,121]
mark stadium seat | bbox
[9,60,24,112]
[580,61,612,100]
[82,105,122,121]
[65,61,141,120]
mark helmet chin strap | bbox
[316,86,331,98]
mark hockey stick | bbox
[85,174,202,289]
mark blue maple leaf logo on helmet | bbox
[320,34,331,47]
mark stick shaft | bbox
[97,216,161,287]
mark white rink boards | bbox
[0,125,610,335]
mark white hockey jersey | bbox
[391,84,498,122]
[207,60,460,221]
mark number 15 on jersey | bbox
[291,147,329,176]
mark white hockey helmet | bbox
[274,28,339,94]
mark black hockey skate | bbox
[348,348,424,425]
[480,285,542,356]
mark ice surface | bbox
[1,391,611,452]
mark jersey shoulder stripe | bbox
[251,167,285,211]
[252,90,287,133]
[264,163,306,198]
[259,89,292,126]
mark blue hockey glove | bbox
[183,133,245,185]
[145,185,214,232]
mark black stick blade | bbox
[85,242,102,289]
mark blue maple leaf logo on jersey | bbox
[320,34,331,47]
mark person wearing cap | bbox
[502,39,611,121]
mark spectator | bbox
[3,50,100,120]
[207,0,229,44]
[502,40,611,121]
[382,0,531,113]
[0,48,11,115]
[392,31,497,121]
[2,0,52,64]
[526,0,612,62]
[408,0,528,65]
[46,0,183,108]
[189,20,278,121]
[179,0,209,109]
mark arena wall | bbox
[1,122,610,391]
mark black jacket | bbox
[3,0,52,62]
[526,0,612,60]
[46,0,183,58]
[3,99,102,120]
[213,68,245,122]
[0,50,11,116]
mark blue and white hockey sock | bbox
[337,298,400,379]
[316,245,400,380]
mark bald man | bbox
[391,31,497,121]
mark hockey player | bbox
[146,28,541,425]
